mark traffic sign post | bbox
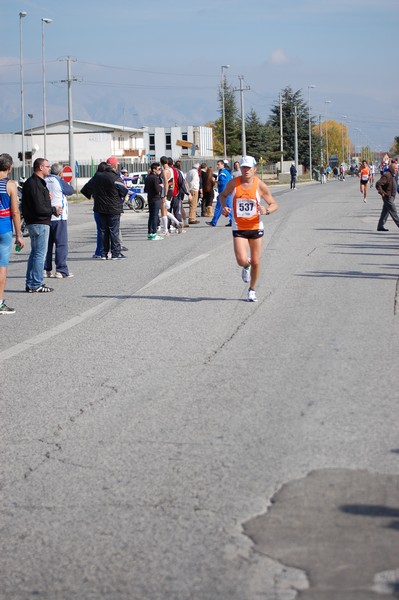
[62,165,73,183]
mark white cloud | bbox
[269,49,289,65]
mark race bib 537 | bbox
[236,200,257,218]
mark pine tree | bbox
[267,86,319,169]
[245,109,265,159]
[215,78,241,156]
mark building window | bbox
[118,136,124,150]
[149,134,155,151]
[165,133,172,150]
[182,132,188,141]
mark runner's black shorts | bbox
[233,229,264,239]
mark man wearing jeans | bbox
[89,157,127,260]
[22,158,62,293]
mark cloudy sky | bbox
[1,0,398,153]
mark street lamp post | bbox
[41,17,53,158]
[19,11,27,178]
[341,115,348,166]
[27,114,34,158]
[324,100,331,166]
[308,84,316,180]
[221,65,230,158]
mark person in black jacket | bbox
[22,157,62,292]
[376,161,399,231]
[81,156,127,260]
[144,162,163,240]
[290,162,297,190]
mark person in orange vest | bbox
[219,156,278,303]
[359,160,371,202]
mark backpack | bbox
[172,166,189,197]
[172,167,180,197]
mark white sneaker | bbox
[55,272,74,278]
[241,265,251,283]
[44,270,54,278]
[248,289,257,302]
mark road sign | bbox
[62,165,73,183]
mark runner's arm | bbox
[7,180,24,247]
[162,170,168,199]
[258,180,279,215]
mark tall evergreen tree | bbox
[215,78,241,156]
[267,86,319,169]
[245,109,265,159]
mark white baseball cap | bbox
[240,156,257,168]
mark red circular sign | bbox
[62,165,73,183]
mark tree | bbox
[206,121,223,156]
[390,136,399,156]
[214,78,241,156]
[267,86,312,168]
[245,109,266,159]
[322,120,347,164]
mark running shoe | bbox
[55,272,74,278]
[247,289,257,302]
[148,234,163,240]
[241,265,251,283]
[0,301,16,314]
[44,271,54,278]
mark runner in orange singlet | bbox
[359,159,370,202]
[219,156,278,302]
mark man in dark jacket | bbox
[81,156,127,260]
[22,157,62,292]
[376,161,399,231]
[290,162,297,190]
[144,162,163,240]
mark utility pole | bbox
[280,93,284,174]
[221,65,230,158]
[60,57,77,187]
[294,105,298,171]
[233,76,250,156]
[319,115,323,165]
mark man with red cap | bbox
[84,156,127,260]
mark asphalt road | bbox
[1,176,399,599]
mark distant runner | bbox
[359,160,370,202]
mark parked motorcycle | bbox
[122,177,146,212]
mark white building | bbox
[144,126,213,161]
[0,120,214,171]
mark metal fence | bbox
[11,157,278,182]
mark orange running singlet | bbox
[360,167,370,182]
[231,176,263,231]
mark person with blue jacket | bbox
[206,160,232,227]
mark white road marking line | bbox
[0,253,209,363]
